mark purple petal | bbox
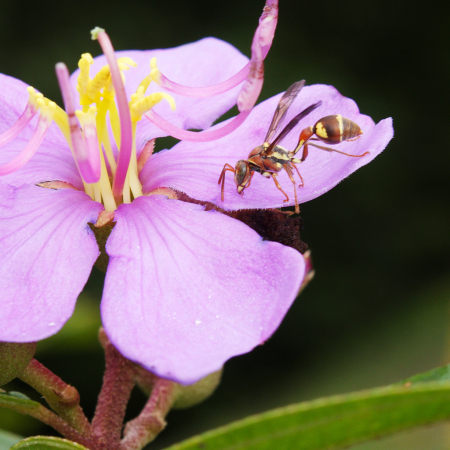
[0,183,103,341]
[101,196,304,384]
[141,84,394,210]
[0,74,82,188]
[70,38,249,150]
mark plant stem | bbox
[120,377,175,450]
[19,359,92,438]
[0,393,90,447]
[91,330,137,450]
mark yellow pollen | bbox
[149,57,162,85]
[75,105,97,128]
[36,98,56,120]
[77,54,94,105]
[130,91,176,122]
[26,87,44,110]
[77,53,138,106]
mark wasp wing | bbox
[266,101,322,155]
[264,80,305,144]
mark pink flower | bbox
[0,3,393,385]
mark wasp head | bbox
[234,160,251,195]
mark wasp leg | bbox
[290,161,304,188]
[293,141,310,162]
[270,173,290,205]
[308,142,369,158]
[284,165,300,214]
[292,134,311,161]
[219,163,236,201]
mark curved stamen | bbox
[0,87,41,147]
[259,0,278,55]
[144,2,275,143]
[0,100,55,175]
[94,28,133,203]
[150,0,278,98]
[237,21,264,113]
[151,60,251,98]
[144,109,250,142]
[55,63,101,184]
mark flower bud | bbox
[172,369,222,409]
[0,342,36,386]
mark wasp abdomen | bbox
[313,115,362,145]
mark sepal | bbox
[172,369,223,409]
[0,342,36,386]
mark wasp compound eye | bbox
[234,160,249,187]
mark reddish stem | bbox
[120,377,175,450]
[19,359,92,438]
[91,331,137,450]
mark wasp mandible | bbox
[218,80,369,213]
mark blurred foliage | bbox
[0,429,23,450]
[9,436,88,450]
[163,380,450,450]
[0,0,448,449]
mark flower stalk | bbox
[18,359,92,438]
[91,329,138,449]
[0,393,90,447]
[121,378,176,450]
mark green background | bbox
[1,0,449,448]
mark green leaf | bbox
[0,429,23,450]
[163,382,450,450]
[9,436,88,450]
[0,392,41,411]
[401,363,450,384]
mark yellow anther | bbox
[138,75,152,93]
[117,57,137,70]
[87,65,111,102]
[52,104,70,141]
[77,53,94,105]
[130,86,146,104]
[75,105,97,128]
[26,87,44,110]
[130,92,176,122]
[36,97,45,111]
[78,56,138,105]
[149,57,161,85]
[36,99,56,122]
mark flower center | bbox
[0,30,176,212]
[66,50,176,210]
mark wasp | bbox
[218,80,369,213]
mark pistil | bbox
[94,29,134,204]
